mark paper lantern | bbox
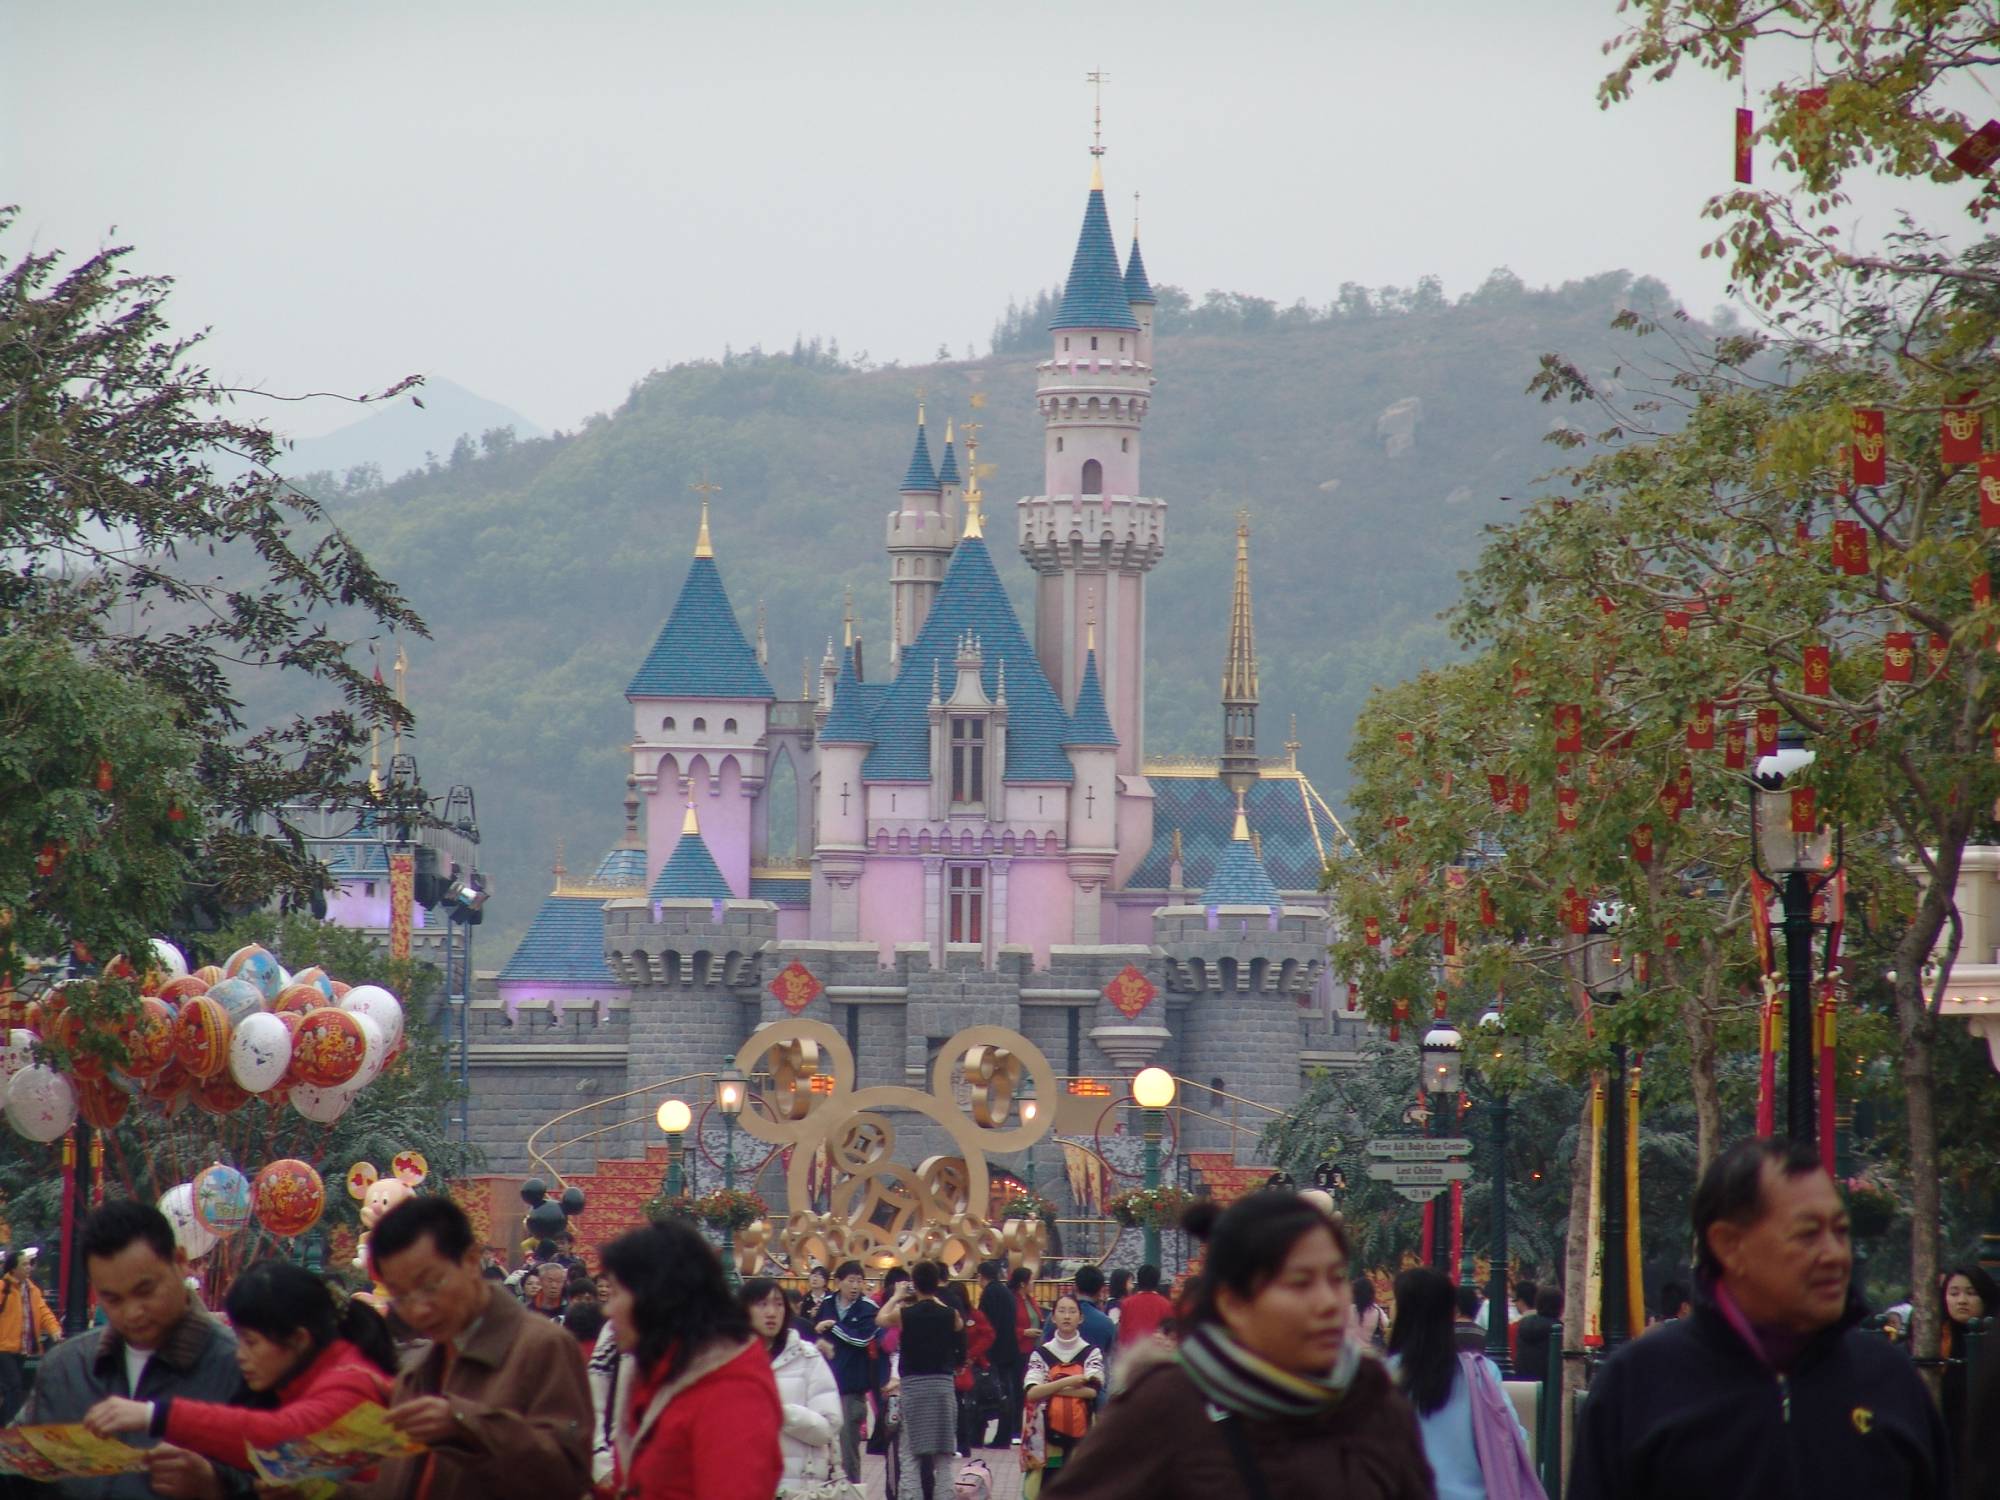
[193,1164,254,1236]
[76,1076,129,1130]
[228,1012,292,1093]
[253,1159,326,1237]
[271,983,325,1016]
[291,1082,356,1124]
[124,998,177,1081]
[172,996,232,1080]
[205,977,265,1025]
[158,1183,219,1258]
[156,975,210,1005]
[0,1029,37,1087]
[339,986,404,1052]
[6,1066,77,1142]
[291,1009,366,1089]
[193,1072,251,1116]
[223,945,285,1003]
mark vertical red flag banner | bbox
[1790,786,1818,834]
[1662,611,1691,653]
[1724,718,1748,770]
[1630,824,1656,867]
[1946,119,2000,174]
[1686,700,1716,751]
[1674,761,1694,816]
[388,849,415,962]
[1851,409,1886,485]
[1479,886,1498,928]
[1883,632,1915,683]
[1510,780,1531,815]
[1553,704,1583,754]
[1660,773,1685,822]
[1363,916,1381,948]
[1943,395,1982,465]
[1441,920,1458,958]
[1802,645,1832,697]
[1981,455,2000,529]
[1556,785,1579,834]
[1755,707,1780,755]
[1975,572,1993,608]
[1927,634,1949,678]
[1734,107,1755,183]
[1487,773,1510,808]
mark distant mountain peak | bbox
[281,377,547,482]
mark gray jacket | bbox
[22,1304,244,1500]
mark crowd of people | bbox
[0,1133,1992,1500]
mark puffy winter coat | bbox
[617,1337,783,1500]
[767,1330,841,1491]
[153,1337,392,1467]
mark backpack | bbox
[1036,1344,1092,1441]
[953,1458,993,1500]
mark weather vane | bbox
[1086,69,1109,158]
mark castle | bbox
[438,151,1368,1219]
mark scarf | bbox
[1177,1323,1361,1421]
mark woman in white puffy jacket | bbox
[742,1278,843,1496]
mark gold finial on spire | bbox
[1086,68,1110,163]
[1232,786,1250,842]
[944,417,954,443]
[691,478,720,558]
[918,398,926,426]
[682,802,701,837]
[842,585,854,648]
[1286,713,1301,770]
[552,838,567,892]
[961,421,986,539]
[1223,509,1259,702]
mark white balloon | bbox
[291,1082,357,1124]
[149,939,189,982]
[227,1013,292,1093]
[339,986,404,1053]
[0,1029,38,1087]
[348,1013,388,1089]
[157,1183,218,1259]
[5,1066,77,1143]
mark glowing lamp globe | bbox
[656,1098,693,1135]
[1132,1067,1177,1110]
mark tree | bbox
[0,209,426,1039]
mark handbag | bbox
[777,1442,865,1500]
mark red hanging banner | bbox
[1790,786,1818,834]
[1663,610,1691,653]
[1562,886,1590,935]
[1488,773,1510,808]
[1686,700,1716,751]
[1556,785,1579,834]
[1630,824,1656,867]
[1982,455,2000,528]
[1947,119,2000,175]
[1883,631,1915,683]
[1755,707,1781,755]
[1944,394,1982,465]
[1510,780,1531,815]
[1553,704,1583,754]
[1479,886,1498,928]
[1724,718,1748,770]
[1927,633,1950,678]
[1363,916,1382,948]
[1851,409,1886,485]
[1734,107,1755,183]
[1976,571,1993,608]
[1442,920,1458,957]
[1802,645,1832,697]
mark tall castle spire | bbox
[1220,509,1260,794]
[889,401,950,667]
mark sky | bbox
[4,0,1981,439]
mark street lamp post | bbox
[1476,1008,1513,1375]
[656,1097,692,1201]
[1749,729,1842,1148]
[1018,1077,1039,1198]
[1421,1016,1464,1276]
[714,1062,746,1191]
[1583,906,1635,1349]
[1133,1067,1177,1267]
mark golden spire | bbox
[945,417,954,444]
[1232,787,1251,842]
[1086,68,1110,176]
[842,585,854,648]
[1223,510,1259,702]
[962,421,986,539]
[692,478,721,558]
[1090,158,1104,192]
[682,802,701,837]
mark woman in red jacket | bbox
[601,1219,782,1500]
[81,1260,397,1463]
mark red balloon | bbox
[51,1010,106,1082]
[171,996,231,1081]
[191,966,224,989]
[271,983,323,1015]
[291,1009,365,1089]
[124,998,176,1080]
[193,1073,251,1116]
[77,1076,129,1129]
[156,975,210,1005]
[252,1159,325,1236]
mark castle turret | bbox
[1063,614,1119,942]
[888,406,952,668]
[1019,156,1164,774]
[1220,510,1261,794]
[1125,204,1156,367]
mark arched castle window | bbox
[1081,459,1103,495]
[693,718,707,733]
[663,716,676,731]
[1121,437,1129,452]
[724,718,738,734]
[1089,336,1099,351]
[1056,436,1064,453]
[767,746,799,858]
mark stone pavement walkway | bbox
[857,1447,1026,1499]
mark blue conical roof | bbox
[1124,236,1155,306]
[650,818,733,901]
[1205,818,1281,909]
[901,420,940,493]
[820,645,875,745]
[1064,649,1118,748]
[862,536,1074,782]
[1051,183,1142,332]
[936,436,961,487]
[626,555,775,699]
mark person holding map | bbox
[18,1201,246,1500]
[80,1261,397,1466]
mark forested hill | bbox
[294,268,1687,959]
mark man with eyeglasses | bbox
[353,1196,591,1500]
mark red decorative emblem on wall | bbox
[1104,965,1157,1019]
[769,961,824,1014]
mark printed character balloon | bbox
[158,1183,218,1259]
[191,966,224,989]
[156,975,210,1005]
[289,967,337,1003]
[192,1164,253,1236]
[146,939,190,989]
[253,1159,326,1237]
[193,1073,251,1116]
[290,1082,356,1124]
[205,977,265,1025]
[271,983,326,1016]
[171,996,231,1080]
[339,986,404,1052]
[349,1013,387,1088]
[227,1012,292,1093]
[5,1066,77,1142]
[123,997,177,1080]
[290,1008,366,1089]
[76,1076,129,1130]
[222,945,285,1003]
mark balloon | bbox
[76,1076,128,1130]
[271,983,325,1016]
[223,945,285,1002]
[191,966,224,989]
[520,1178,548,1207]
[289,967,337,1003]
[227,1013,292,1093]
[49,1011,104,1082]
[6,1066,76,1142]
[158,1183,218,1259]
[252,1159,325,1236]
[193,1073,251,1116]
[171,996,231,1080]
[346,1161,380,1199]
[291,1009,365,1089]
[526,1201,566,1237]
[391,1151,428,1188]
[147,938,189,987]
[192,1164,253,1236]
[205,977,265,1024]
[339,986,404,1052]
[124,998,177,1080]
[0,1030,34,1087]
[560,1186,585,1217]
[349,1013,387,1088]
[141,1059,190,1117]
[290,1082,356,1124]
[156,975,210,1004]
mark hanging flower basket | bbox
[692,1187,767,1232]
[1844,1177,1899,1239]
[642,1192,700,1226]
[1000,1190,1058,1227]
[1107,1186,1196,1231]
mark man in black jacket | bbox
[1569,1137,1952,1500]
[975,1258,1020,1448]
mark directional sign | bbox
[1395,1184,1450,1204]
[1365,1160,1475,1186]
[1366,1137,1473,1161]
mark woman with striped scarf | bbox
[1043,1192,1433,1500]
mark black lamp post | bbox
[1421,1018,1464,1275]
[1582,904,1635,1349]
[1476,1007,1513,1375]
[1748,728,1842,1147]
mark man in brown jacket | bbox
[357,1195,592,1500]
